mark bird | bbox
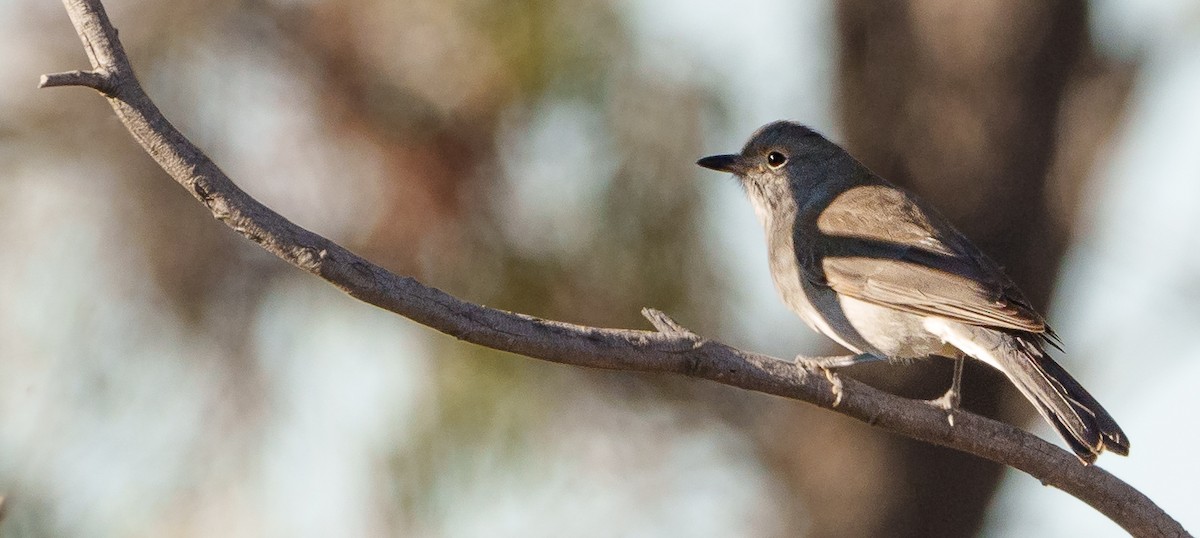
[696,120,1128,464]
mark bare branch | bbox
[38,69,111,92]
[40,0,1189,536]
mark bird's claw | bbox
[926,388,960,427]
[825,367,844,407]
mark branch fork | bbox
[39,69,112,93]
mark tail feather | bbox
[927,321,1129,464]
[1023,347,1130,457]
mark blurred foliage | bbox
[0,0,1145,536]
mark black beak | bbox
[696,154,747,175]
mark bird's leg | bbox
[928,354,965,426]
[794,353,882,407]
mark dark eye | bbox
[766,151,787,168]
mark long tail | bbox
[928,321,1129,464]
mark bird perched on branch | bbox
[698,120,1128,464]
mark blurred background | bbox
[1,0,1198,536]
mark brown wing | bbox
[798,183,1053,337]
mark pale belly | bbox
[835,295,955,359]
[770,275,946,360]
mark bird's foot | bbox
[794,353,880,408]
[926,388,961,427]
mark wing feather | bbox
[799,183,1054,339]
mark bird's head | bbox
[697,121,845,194]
